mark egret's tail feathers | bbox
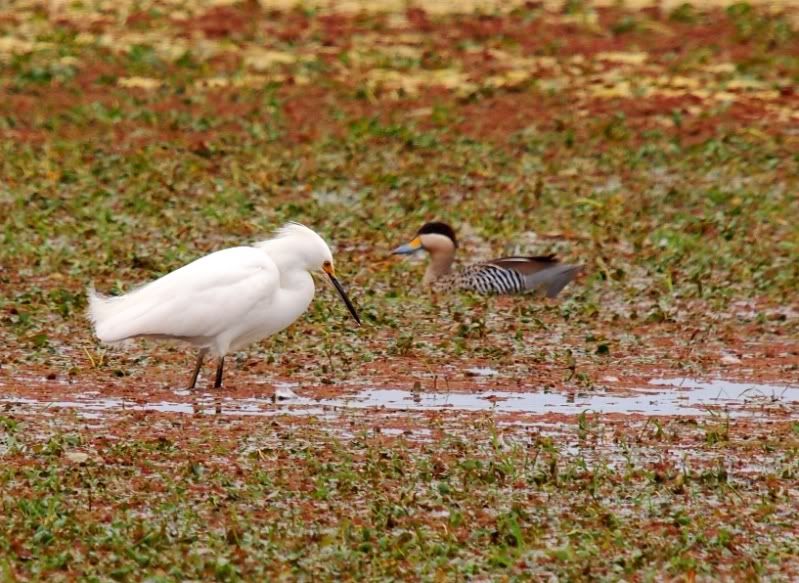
[87,286,143,344]
[524,264,583,298]
[88,286,117,343]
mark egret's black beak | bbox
[324,265,360,326]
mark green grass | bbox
[1,413,797,580]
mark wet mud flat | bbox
[2,375,796,421]
[2,373,796,468]
[1,373,798,579]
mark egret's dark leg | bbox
[214,356,225,389]
[188,348,208,390]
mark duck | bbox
[392,221,581,297]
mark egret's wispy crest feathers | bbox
[255,222,318,247]
[275,221,316,239]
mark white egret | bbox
[88,222,360,389]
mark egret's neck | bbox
[255,238,313,288]
[423,248,455,286]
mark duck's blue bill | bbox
[392,238,423,255]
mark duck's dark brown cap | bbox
[417,222,457,247]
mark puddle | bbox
[648,377,796,400]
[0,378,796,419]
[464,367,499,377]
[314,379,798,416]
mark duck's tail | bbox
[523,263,583,298]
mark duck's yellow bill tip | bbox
[392,237,423,255]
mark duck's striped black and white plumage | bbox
[392,222,582,297]
[438,255,580,296]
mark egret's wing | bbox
[89,247,280,343]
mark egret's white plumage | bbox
[88,222,360,388]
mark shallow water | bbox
[0,377,796,419]
[308,378,798,416]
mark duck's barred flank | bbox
[435,265,526,294]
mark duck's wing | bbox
[471,255,582,297]
[488,254,559,274]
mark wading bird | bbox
[88,222,360,389]
[392,222,581,297]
